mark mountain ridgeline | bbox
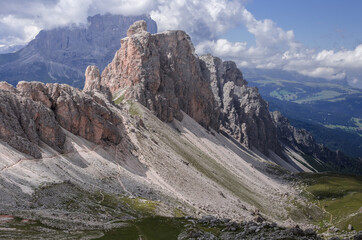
[88,20,281,157]
[0,14,157,88]
[86,20,361,173]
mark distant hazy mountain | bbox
[0,45,24,54]
[0,14,157,88]
[244,67,362,157]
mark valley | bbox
[244,68,362,158]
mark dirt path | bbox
[0,144,100,172]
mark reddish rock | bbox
[126,20,147,36]
[0,81,124,158]
[0,88,64,158]
[84,66,102,92]
[17,82,123,146]
[101,20,218,129]
[0,82,17,93]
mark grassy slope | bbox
[300,173,362,232]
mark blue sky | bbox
[0,0,362,87]
[239,0,362,51]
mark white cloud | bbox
[150,0,243,42]
[0,0,243,44]
[194,8,362,83]
[196,39,247,58]
[0,0,157,45]
[0,15,41,46]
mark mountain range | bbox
[0,16,361,239]
[0,14,157,88]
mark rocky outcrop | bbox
[84,65,112,100]
[101,21,218,129]
[0,81,123,158]
[99,21,281,155]
[178,216,321,240]
[84,66,102,92]
[271,111,362,175]
[0,89,65,158]
[200,55,281,156]
[127,20,147,36]
[271,111,317,153]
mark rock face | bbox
[84,66,102,92]
[0,87,65,158]
[271,111,317,153]
[0,14,157,88]
[0,81,123,158]
[84,65,112,100]
[101,21,218,129]
[99,21,281,155]
[200,55,281,156]
[271,111,362,175]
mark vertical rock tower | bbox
[96,20,281,156]
[100,20,219,129]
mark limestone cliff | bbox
[271,111,362,174]
[200,55,281,156]
[98,21,280,155]
[0,81,123,158]
[101,21,219,129]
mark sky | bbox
[1,0,362,88]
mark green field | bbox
[300,173,362,232]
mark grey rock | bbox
[127,20,147,36]
[200,55,281,156]
[304,228,316,236]
[354,231,362,240]
[0,81,124,158]
[348,224,354,231]
[0,89,65,158]
[271,111,356,172]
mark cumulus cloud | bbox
[0,0,157,45]
[195,8,362,83]
[0,0,243,45]
[196,39,247,57]
[150,0,243,42]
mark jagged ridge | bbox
[96,20,280,156]
[0,81,123,158]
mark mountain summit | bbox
[86,20,281,156]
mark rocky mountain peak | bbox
[84,65,101,91]
[199,55,281,156]
[100,23,219,129]
[96,22,281,156]
[127,20,148,36]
